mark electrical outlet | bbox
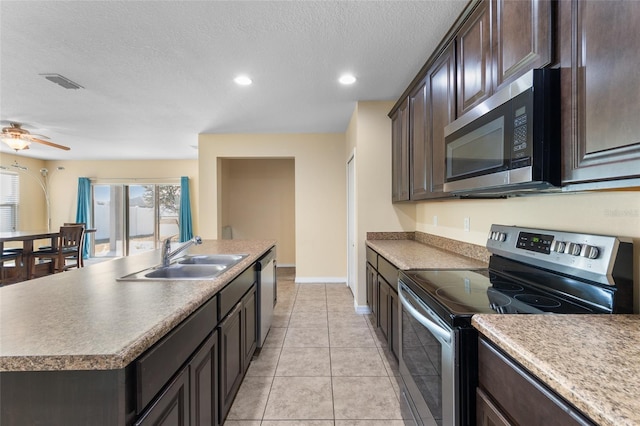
[464,217,470,232]
[433,215,438,227]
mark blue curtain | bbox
[75,177,91,259]
[179,176,193,242]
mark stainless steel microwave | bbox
[443,69,560,195]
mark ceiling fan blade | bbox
[30,137,71,151]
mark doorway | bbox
[92,183,180,257]
[219,158,296,267]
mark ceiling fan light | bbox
[1,135,31,150]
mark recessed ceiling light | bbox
[339,74,357,85]
[234,75,252,86]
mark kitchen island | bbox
[0,239,274,425]
[473,314,640,426]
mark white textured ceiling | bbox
[0,0,467,160]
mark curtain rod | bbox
[88,177,185,181]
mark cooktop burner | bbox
[401,268,595,318]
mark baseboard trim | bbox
[354,304,372,315]
[295,277,347,284]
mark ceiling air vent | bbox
[40,74,84,90]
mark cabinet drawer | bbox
[478,338,594,426]
[378,256,398,292]
[366,247,378,269]
[136,297,217,414]
[219,267,255,321]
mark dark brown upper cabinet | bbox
[560,0,640,186]
[457,1,492,116]
[391,98,410,202]
[409,79,430,200]
[492,0,552,91]
[428,41,457,197]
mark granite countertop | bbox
[473,314,640,426]
[366,239,487,270]
[0,239,274,372]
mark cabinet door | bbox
[219,303,243,421]
[135,367,189,426]
[410,79,430,200]
[429,40,457,196]
[561,0,640,185]
[457,0,492,116]
[388,288,399,360]
[242,285,257,372]
[391,98,410,202]
[190,331,218,426]
[366,262,377,324]
[476,388,513,426]
[492,0,552,90]
[378,278,390,341]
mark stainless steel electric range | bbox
[398,224,634,426]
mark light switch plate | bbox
[464,217,470,232]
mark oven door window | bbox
[402,308,443,423]
[400,283,455,426]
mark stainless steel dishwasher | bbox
[256,248,276,348]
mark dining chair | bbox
[32,225,85,274]
[63,222,86,267]
[1,249,23,285]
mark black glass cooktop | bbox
[401,268,595,317]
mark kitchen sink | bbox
[177,254,248,266]
[117,254,248,281]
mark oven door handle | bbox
[399,282,452,345]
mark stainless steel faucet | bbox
[161,236,203,266]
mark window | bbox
[0,172,19,232]
[93,183,180,257]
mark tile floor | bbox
[223,268,411,426]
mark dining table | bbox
[0,228,95,281]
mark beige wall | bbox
[347,101,416,308]
[415,191,640,244]
[1,153,48,231]
[416,191,640,311]
[42,159,199,234]
[220,158,296,265]
[198,133,346,281]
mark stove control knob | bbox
[550,240,566,253]
[580,245,599,259]
[566,242,582,256]
[495,232,506,242]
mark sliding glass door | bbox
[92,183,180,258]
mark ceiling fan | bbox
[1,122,70,151]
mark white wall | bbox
[198,133,346,281]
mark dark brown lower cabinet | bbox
[366,261,377,324]
[219,303,244,421]
[242,285,257,372]
[388,288,399,359]
[0,263,262,426]
[378,278,390,340]
[135,367,189,426]
[366,249,400,361]
[477,337,595,425]
[476,387,511,426]
[190,331,218,426]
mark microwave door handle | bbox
[399,283,451,345]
